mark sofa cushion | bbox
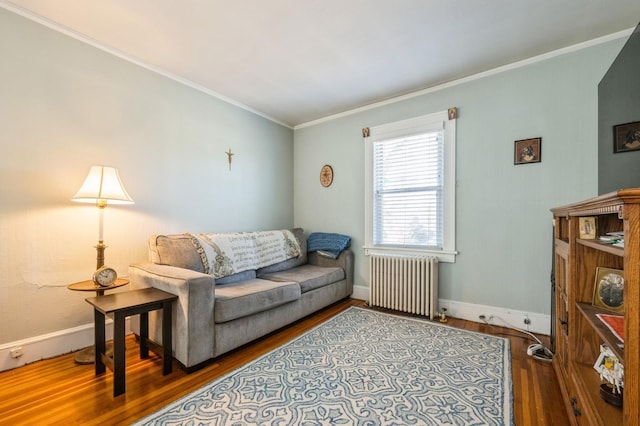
[256,228,307,275]
[149,234,204,273]
[258,264,344,294]
[214,278,301,323]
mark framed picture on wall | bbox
[613,121,640,153]
[514,137,541,165]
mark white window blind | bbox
[364,110,457,262]
[373,130,443,248]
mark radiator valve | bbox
[439,308,448,323]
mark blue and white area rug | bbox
[135,307,512,425]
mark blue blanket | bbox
[307,232,351,258]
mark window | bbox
[364,111,457,262]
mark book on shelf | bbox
[598,235,624,246]
[596,313,624,342]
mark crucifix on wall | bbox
[225,149,234,170]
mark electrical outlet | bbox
[10,347,24,359]
[479,314,486,320]
[524,315,531,325]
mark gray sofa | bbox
[128,229,353,370]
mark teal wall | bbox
[0,8,293,344]
[294,38,625,315]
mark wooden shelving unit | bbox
[551,189,640,425]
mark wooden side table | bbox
[68,278,130,364]
[68,278,129,296]
[86,287,177,397]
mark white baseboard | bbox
[2,286,550,373]
[437,298,550,335]
[352,284,550,335]
[0,318,131,372]
[351,284,369,301]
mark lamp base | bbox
[95,241,107,270]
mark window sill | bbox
[363,246,457,263]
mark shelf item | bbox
[577,303,624,360]
[596,313,624,343]
[592,267,624,314]
[551,189,640,425]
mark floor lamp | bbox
[71,165,134,364]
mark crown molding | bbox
[1,1,631,131]
[295,28,633,130]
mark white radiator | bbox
[369,254,439,320]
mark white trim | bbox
[351,284,369,301]
[0,318,132,372]
[367,114,444,138]
[295,28,634,129]
[0,1,292,129]
[364,246,457,263]
[442,118,456,254]
[438,298,550,336]
[351,287,550,336]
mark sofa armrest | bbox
[308,249,354,291]
[129,263,215,368]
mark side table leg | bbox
[94,309,106,375]
[162,300,172,375]
[140,312,149,359]
[113,313,126,397]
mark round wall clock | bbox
[320,165,333,187]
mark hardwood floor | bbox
[0,298,569,425]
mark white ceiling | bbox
[3,0,640,127]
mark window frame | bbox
[364,111,457,262]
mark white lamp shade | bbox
[72,166,134,205]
